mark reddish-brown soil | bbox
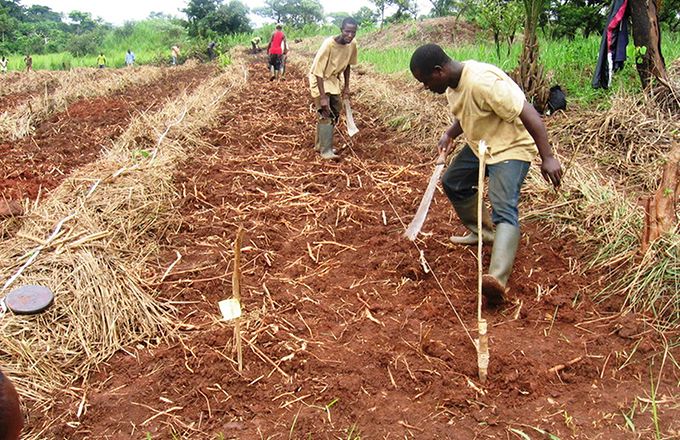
[29,58,680,439]
[0,65,216,204]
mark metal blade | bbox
[344,99,359,137]
[404,163,445,240]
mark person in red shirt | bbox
[267,24,287,81]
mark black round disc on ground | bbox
[5,285,54,315]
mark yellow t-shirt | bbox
[446,60,537,164]
[308,37,358,98]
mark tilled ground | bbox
[0,64,216,203]
[34,57,679,439]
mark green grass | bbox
[359,32,680,107]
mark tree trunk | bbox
[629,0,667,88]
[515,0,548,111]
[641,144,680,252]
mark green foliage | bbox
[254,0,324,27]
[358,31,680,107]
[548,0,608,39]
[475,0,523,59]
[659,0,680,32]
[184,0,251,38]
[353,6,378,27]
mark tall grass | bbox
[359,32,680,106]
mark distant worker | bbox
[24,54,32,73]
[97,52,106,68]
[125,49,135,67]
[267,25,287,81]
[251,36,261,54]
[280,38,288,78]
[309,17,358,160]
[171,45,180,65]
[0,56,7,73]
[0,368,23,440]
[207,42,217,61]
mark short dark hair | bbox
[410,44,451,76]
[275,24,282,30]
[341,17,358,29]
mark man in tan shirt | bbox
[410,44,562,307]
[309,17,358,160]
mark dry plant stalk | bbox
[232,228,244,372]
[641,144,680,252]
[0,59,247,416]
[476,142,489,384]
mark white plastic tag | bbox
[218,298,242,321]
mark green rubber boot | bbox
[318,121,339,160]
[450,196,495,245]
[482,223,520,307]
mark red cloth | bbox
[269,31,285,55]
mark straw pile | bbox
[0,56,246,411]
[0,70,60,97]
[0,61,201,139]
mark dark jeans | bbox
[441,145,530,226]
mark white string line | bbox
[337,127,476,348]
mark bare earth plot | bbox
[31,57,679,439]
[0,64,216,203]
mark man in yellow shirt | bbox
[97,52,106,68]
[309,17,358,160]
[410,44,562,306]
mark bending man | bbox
[410,44,562,306]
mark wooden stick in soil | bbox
[233,228,244,372]
[477,141,489,384]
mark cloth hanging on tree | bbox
[592,0,629,89]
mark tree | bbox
[68,11,98,34]
[429,0,455,17]
[628,0,668,89]
[548,0,608,39]
[184,0,218,24]
[515,0,549,110]
[658,0,680,32]
[385,0,418,23]
[476,0,523,60]
[254,0,323,26]
[327,11,351,27]
[203,1,251,35]
[354,6,378,26]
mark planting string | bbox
[341,129,476,348]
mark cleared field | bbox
[4,52,672,439]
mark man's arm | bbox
[316,75,330,117]
[519,101,562,187]
[342,65,351,99]
[438,120,463,155]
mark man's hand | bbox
[319,95,330,118]
[437,132,453,155]
[541,156,562,188]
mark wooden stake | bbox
[477,319,489,383]
[233,228,244,372]
[477,141,489,383]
